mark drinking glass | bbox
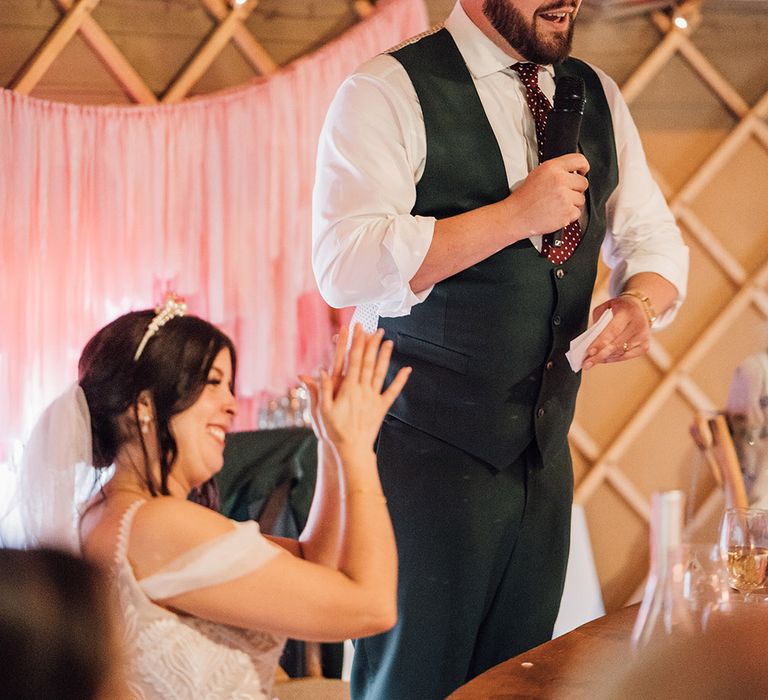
[679,543,731,630]
[719,507,768,601]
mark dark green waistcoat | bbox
[379,29,618,469]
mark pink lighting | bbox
[0,0,429,541]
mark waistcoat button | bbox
[555,268,565,279]
[537,407,545,418]
[553,315,561,326]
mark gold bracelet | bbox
[619,290,657,327]
[343,489,388,504]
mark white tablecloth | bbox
[553,503,605,637]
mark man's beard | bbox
[483,0,576,65]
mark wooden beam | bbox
[162,0,259,104]
[53,0,157,104]
[753,289,768,319]
[569,421,602,463]
[673,204,746,286]
[198,0,277,76]
[620,28,683,105]
[749,90,768,152]
[677,112,759,205]
[676,373,718,413]
[676,38,750,119]
[647,339,672,372]
[575,260,768,506]
[605,466,652,523]
[756,89,768,119]
[9,0,101,94]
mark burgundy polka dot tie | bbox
[512,62,581,265]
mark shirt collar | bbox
[445,1,556,80]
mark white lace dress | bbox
[114,500,286,699]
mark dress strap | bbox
[114,499,146,568]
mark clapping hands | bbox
[299,326,411,455]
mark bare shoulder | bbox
[128,497,236,578]
[80,494,236,578]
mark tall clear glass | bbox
[632,491,697,650]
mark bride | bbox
[20,298,409,699]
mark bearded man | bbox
[312,1,688,698]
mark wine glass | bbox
[719,507,768,601]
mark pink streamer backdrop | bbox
[0,0,428,475]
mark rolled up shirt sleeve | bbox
[597,69,689,329]
[312,58,435,316]
[313,57,689,324]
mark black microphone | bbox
[540,75,586,248]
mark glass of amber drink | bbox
[719,508,768,601]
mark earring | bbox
[140,414,151,434]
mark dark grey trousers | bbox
[351,416,572,700]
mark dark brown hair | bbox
[0,548,116,700]
[78,310,236,508]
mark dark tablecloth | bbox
[216,428,343,679]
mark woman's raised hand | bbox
[303,326,410,455]
[299,326,348,439]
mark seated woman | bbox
[20,298,410,699]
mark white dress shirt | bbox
[312,2,688,328]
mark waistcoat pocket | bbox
[396,332,469,374]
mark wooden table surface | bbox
[447,605,639,699]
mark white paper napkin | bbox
[565,308,614,372]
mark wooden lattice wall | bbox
[570,1,768,608]
[3,0,374,103]
[3,0,768,611]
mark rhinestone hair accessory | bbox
[133,293,187,361]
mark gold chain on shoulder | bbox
[385,22,445,54]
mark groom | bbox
[312,1,689,697]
